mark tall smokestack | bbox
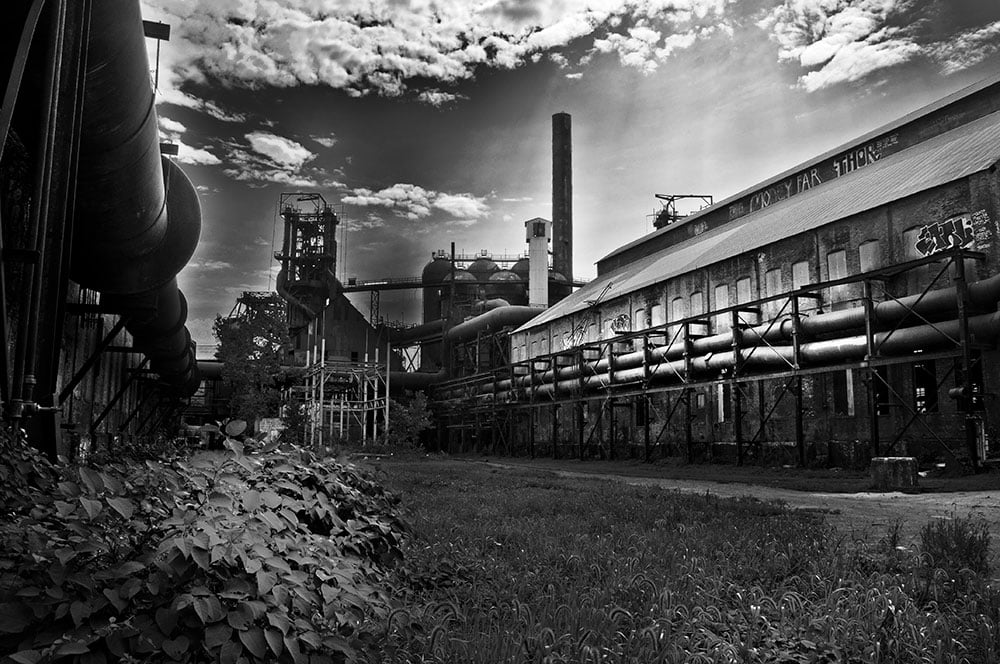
[552,112,572,283]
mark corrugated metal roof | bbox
[515,109,1000,334]
[601,73,1000,265]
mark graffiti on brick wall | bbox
[610,313,631,334]
[913,209,992,256]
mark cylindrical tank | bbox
[467,256,499,282]
[420,253,452,370]
[511,258,530,279]
[549,270,572,304]
[421,254,452,324]
[487,270,526,305]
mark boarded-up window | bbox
[633,307,646,331]
[792,261,811,289]
[714,284,730,333]
[859,239,882,272]
[650,303,665,328]
[827,249,848,303]
[736,277,752,304]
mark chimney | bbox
[552,112,572,283]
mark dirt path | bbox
[471,459,1000,557]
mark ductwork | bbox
[70,0,201,395]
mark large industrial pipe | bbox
[70,0,201,395]
[471,313,1000,401]
[444,305,540,344]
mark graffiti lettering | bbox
[914,214,976,256]
[747,168,822,213]
[833,134,896,178]
[610,313,631,334]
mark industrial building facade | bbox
[431,76,1000,469]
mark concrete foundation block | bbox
[870,456,919,491]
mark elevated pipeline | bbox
[449,312,1000,401]
[70,0,201,395]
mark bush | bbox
[0,432,406,663]
[919,513,991,576]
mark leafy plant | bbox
[0,431,406,663]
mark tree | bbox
[383,392,433,448]
[213,292,289,422]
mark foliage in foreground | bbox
[0,433,405,663]
[378,462,1000,664]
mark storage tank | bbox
[468,256,499,282]
[487,270,526,305]
[442,270,478,320]
[511,257,530,280]
[421,253,452,325]
[549,270,572,304]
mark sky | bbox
[136,0,1000,353]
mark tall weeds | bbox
[377,462,999,664]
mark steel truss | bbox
[432,248,994,468]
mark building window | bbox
[350,351,359,362]
[827,249,848,304]
[902,226,923,260]
[690,291,704,315]
[649,303,665,328]
[914,360,938,413]
[764,269,782,297]
[714,283,730,333]
[635,398,648,427]
[736,277,752,304]
[671,297,686,323]
[690,291,707,336]
[859,239,882,273]
[633,307,646,331]
[764,269,783,318]
[792,261,811,289]
[832,369,854,416]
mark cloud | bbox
[312,135,338,148]
[157,114,222,165]
[157,88,248,122]
[931,20,1000,74]
[343,183,490,223]
[760,0,1000,91]
[417,89,466,106]
[245,131,315,170]
[159,116,187,133]
[176,143,223,165]
[190,259,234,271]
[141,0,730,100]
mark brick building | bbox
[436,74,1000,469]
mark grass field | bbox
[372,458,999,664]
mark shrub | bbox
[0,433,406,663]
[919,513,991,576]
